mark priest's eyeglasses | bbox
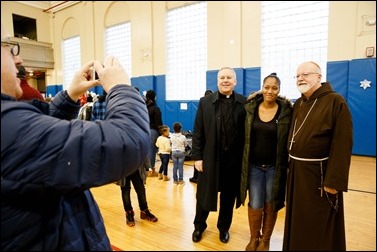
[1,41,20,56]
[294,72,319,79]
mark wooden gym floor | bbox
[91,155,376,251]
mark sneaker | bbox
[173,180,179,185]
[178,180,185,186]
[125,210,135,227]
[140,209,158,222]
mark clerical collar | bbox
[219,92,234,99]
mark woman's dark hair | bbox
[98,90,107,102]
[263,72,281,86]
[204,90,213,96]
[146,90,156,101]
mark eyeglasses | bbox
[1,41,20,56]
[294,72,320,79]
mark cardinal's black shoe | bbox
[189,177,197,183]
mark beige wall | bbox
[1,1,51,42]
[328,1,376,61]
[1,1,376,85]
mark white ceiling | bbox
[16,1,52,10]
[16,1,80,13]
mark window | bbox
[13,14,37,40]
[261,1,329,100]
[62,36,81,90]
[105,22,132,77]
[166,2,207,100]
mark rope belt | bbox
[289,154,329,162]
[289,154,338,211]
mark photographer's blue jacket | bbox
[1,85,150,251]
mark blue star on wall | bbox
[359,79,371,90]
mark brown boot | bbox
[163,175,170,181]
[256,203,277,251]
[245,207,263,251]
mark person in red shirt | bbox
[16,65,44,101]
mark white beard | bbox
[297,83,311,94]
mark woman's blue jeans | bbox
[171,150,185,181]
[248,164,275,209]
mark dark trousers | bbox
[193,190,236,232]
[158,153,170,175]
[121,171,148,212]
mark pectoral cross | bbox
[289,99,318,151]
[289,138,295,150]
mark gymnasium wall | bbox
[2,1,376,156]
[128,58,376,156]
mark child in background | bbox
[155,125,171,181]
[117,157,158,227]
[170,122,188,185]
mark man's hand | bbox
[194,160,203,172]
[94,55,131,93]
[67,61,99,102]
[324,186,338,194]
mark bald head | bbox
[297,61,322,75]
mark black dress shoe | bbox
[189,177,197,183]
[192,230,203,242]
[219,231,229,243]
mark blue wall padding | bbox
[46,85,56,97]
[244,67,261,96]
[234,68,245,95]
[46,84,63,97]
[347,58,376,156]
[206,70,219,92]
[327,61,349,100]
[131,75,155,96]
[164,101,198,131]
[164,102,179,129]
[89,85,104,95]
[187,101,199,132]
[56,85,63,93]
[185,101,199,131]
